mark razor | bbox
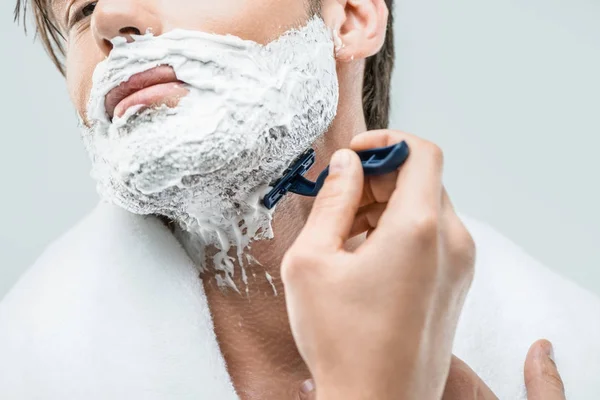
[263,141,410,209]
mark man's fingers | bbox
[359,135,444,256]
[386,139,444,219]
[349,203,386,238]
[524,340,566,400]
[351,130,401,208]
[443,356,499,400]
[359,173,399,208]
[350,129,402,150]
[353,130,444,216]
[296,149,364,251]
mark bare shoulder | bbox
[456,215,600,399]
[0,202,236,399]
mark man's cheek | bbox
[66,41,104,121]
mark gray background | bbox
[1,0,598,299]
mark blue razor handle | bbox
[262,141,410,210]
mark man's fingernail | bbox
[545,341,555,362]
[300,379,316,394]
[329,150,350,175]
[536,340,555,363]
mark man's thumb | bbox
[298,149,364,250]
[524,340,566,400]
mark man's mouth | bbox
[104,65,189,121]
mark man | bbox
[1,0,599,399]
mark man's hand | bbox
[298,340,566,399]
[282,130,475,400]
[442,339,566,400]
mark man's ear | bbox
[321,0,389,62]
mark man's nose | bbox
[91,0,163,56]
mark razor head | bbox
[262,141,410,210]
[263,149,317,210]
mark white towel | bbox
[0,202,599,399]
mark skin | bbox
[284,133,566,400]
[298,341,566,399]
[47,0,567,398]
[441,340,566,400]
[284,131,477,399]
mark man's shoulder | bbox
[1,202,138,309]
[0,203,142,356]
[456,214,600,399]
[0,201,193,331]
[461,213,600,304]
[0,203,120,397]
[0,202,236,399]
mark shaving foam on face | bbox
[82,17,339,290]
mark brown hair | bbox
[14,0,395,129]
[364,0,395,130]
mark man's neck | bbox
[198,192,365,400]
[178,63,368,399]
[201,203,313,399]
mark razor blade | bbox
[263,141,410,209]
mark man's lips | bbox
[105,65,189,120]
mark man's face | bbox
[54,0,313,122]
[54,0,339,271]
[45,0,388,282]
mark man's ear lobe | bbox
[322,0,389,62]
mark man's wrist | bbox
[316,382,401,400]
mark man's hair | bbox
[14,0,394,130]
